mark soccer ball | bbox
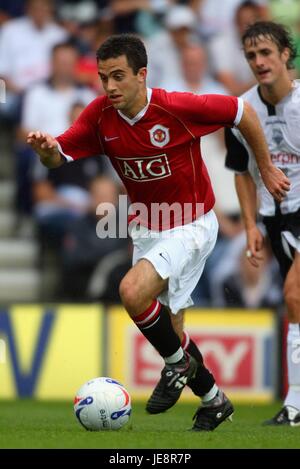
[74,377,132,431]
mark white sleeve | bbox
[233,98,244,126]
[56,142,74,163]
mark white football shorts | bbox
[129,209,218,314]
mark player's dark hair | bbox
[96,34,147,74]
[242,21,298,69]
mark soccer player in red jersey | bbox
[27,34,290,431]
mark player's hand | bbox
[27,131,61,167]
[245,225,264,268]
[260,165,290,203]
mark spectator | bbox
[56,1,114,93]
[74,18,113,94]
[57,1,103,53]
[0,0,68,123]
[31,101,105,251]
[110,0,151,34]
[16,42,96,215]
[208,1,261,95]
[19,43,95,139]
[31,102,106,300]
[61,175,131,301]
[190,0,269,42]
[160,43,228,94]
[146,4,198,88]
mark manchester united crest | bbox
[149,125,170,148]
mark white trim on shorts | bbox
[282,231,300,260]
[129,210,218,314]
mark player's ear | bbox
[281,47,290,65]
[137,67,147,83]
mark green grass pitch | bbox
[0,400,299,449]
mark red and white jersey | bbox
[57,88,243,229]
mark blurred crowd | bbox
[1,0,299,307]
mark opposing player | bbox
[225,21,300,426]
[27,34,289,431]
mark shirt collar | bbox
[117,88,152,126]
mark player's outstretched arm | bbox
[236,101,290,203]
[235,172,264,268]
[27,131,64,169]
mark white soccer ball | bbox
[74,377,132,431]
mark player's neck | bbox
[122,88,148,119]
[259,76,293,106]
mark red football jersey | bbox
[56,88,242,230]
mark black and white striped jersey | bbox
[225,80,300,216]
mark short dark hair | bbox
[242,21,298,69]
[96,34,147,74]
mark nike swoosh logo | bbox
[159,253,168,262]
[104,136,119,142]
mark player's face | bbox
[98,55,147,117]
[244,36,290,87]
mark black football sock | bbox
[186,338,204,364]
[182,332,215,397]
[133,300,182,359]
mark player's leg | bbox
[280,251,300,425]
[171,309,204,362]
[119,259,197,413]
[168,308,234,431]
[145,307,216,415]
[262,224,300,426]
[143,209,233,429]
[170,309,216,396]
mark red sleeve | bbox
[165,91,242,137]
[56,97,104,161]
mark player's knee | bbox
[119,275,141,311]
[119,277,134,306]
